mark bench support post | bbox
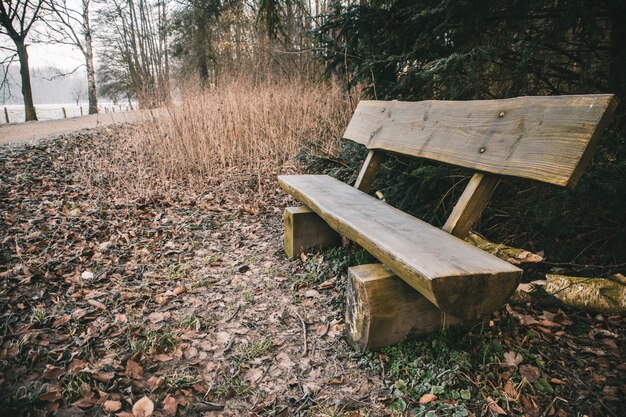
[283,206,341,259]
[354,150,385,192]
[442,173,499,238]
[346,263,461,351]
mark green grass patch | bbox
[298,245,375,284]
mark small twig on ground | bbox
[225,304,241,322]
[539,396,559,417]
[295,310,308,355]
[294,395,311,415]
[595,396,619,417]
[223,339,233,353]
[319,320,330,337]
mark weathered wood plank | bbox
[278,175,522,320]
[354,150,385,192]
[442,173,499,238]
[283,206,341,259]
[346,263,461,350]
[343,95,619,188]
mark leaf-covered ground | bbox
[0,129,624,417]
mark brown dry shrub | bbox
[81,79,356,199]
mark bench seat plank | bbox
[278,174,522,320]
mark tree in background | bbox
[169,0,327,86]
[96,0,170,108]
[314,0,626,273]
[170,0,223,86]
[43,0,98,114]
[316,1,626,102]
[71,81,84,105]
[0,0,44,121]
[96,44,134,109]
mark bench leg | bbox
[283,206,341,259]
[346,263,462,351]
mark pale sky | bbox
[1,0,91,71]
[27,42,85,70]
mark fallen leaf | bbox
[304,289,320,298]
[519,315,539,326]
[87,299,107,310]
[276,351,294,369]
[132,396,154,417]
[153,354,173,362]
[318,280,334,289]
[328,376,344,385]
[519,364,541,382]
[148,311,170,324]
[539,320,560,328]
[487,396,507,415]
[173,286,187,296]
[115,314,128,324]
[98,241,114,252]
[103,400,122,413]
[245,367,264,384]
[43,365,65,380]
[216,331,231,345]
[93,372,114,383]
[125,359,143,379]
[503,351,523,367]
[39,386,63,402]
[73,395,97,408]
[183,346,198,360]
[162,395,177,417]
[147,376,164,391]
[504,381,519,400]
[52,314,71,328]
[549,377,567,385]
[419,393,437,404]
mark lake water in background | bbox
[1,102,134,124]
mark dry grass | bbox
[83,79,356,198]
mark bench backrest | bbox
[344,94,618,188]
[346,94,619,239]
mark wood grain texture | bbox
[343,95,619,188]
[346,263,461,350]
[354,150,385,192]
[278,175,522,319]
[283,206,341,259]
[442,173,500,238]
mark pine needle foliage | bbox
[314,0,626,275]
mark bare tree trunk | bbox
[194,7,210,86]
[15,38,37,121]
[83,1,98,114]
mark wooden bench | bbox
[279,94,618,350]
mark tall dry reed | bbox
[135,80,354,180]
[79,79,357,200]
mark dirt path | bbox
[0,110,153,145]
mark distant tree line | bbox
[1,0,624,123]
[0,0,336,121]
